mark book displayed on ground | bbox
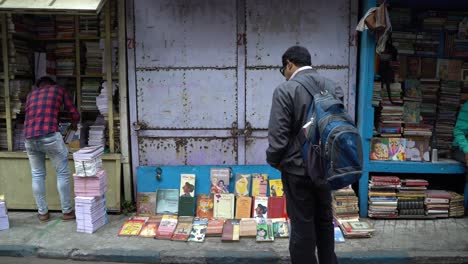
[196,194,214,218]
[268,179,284,197]
[210,168,231,194]
[235,196,252,219]
[252,196,269,219]
[334,220,345,243]
[0,195,9,231]
[139,215,162,238]
[239,218,257,237]
[206,218,225,236]
[118,218,146,236]
[234,173,251,197]
[221,219,240,242]
[188,217,208,242]
[213,193,235,219]
[73,170,107,197]
[155,189,179,215]
[251,173,268,197]
[171,216,194,241]
[137,192,157,216]
[155,215,178,240]
[268,196,285,219]
[340,219,375,238]
[256,219,274,242]
[178,196,195,217]
[75,195,107,234]
[271,218,289,238]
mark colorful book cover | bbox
[239,218,257,237]
[188,217,208,242]
[388,138,406,161]
[235,196,252,219]
[267,196,285,218]
[251,173,268,197]
[139,215,162,238]
[155,215,178,240]
[213,193,235,219]
[370,137,389,160]
[405,137,430,162]
[206,218,225,236]
[334,225,345,243]
[179,174,196,198]
[437,58,449,79]
[403,102,421,124]
[155,189,179,215]
[171,217,194,241]
[137,192,157,216]
[403,79,421,99]
[234,173,251,197]
[196,194,214,218]
[210,168,231,194]
[118,219,146,236]
[221,219,240,241]
[268,179,283,197]
[252,196,269,219]
[256,219,274,242]
[271,218,289,238]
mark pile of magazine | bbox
[0,195,9,231]
[73,146,107,234]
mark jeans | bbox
[25,132,72,214]
[282,172,338,264]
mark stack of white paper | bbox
[74,170,107,197]
[75,195,107,234]
[88,125,105,147]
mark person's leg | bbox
[282,172,317,264]
[42,132,73,214]
[25,138,48,215]
[314,179,338,264]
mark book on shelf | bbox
[155,189,179,215]
[210,168,230,194]
[234,173,251,197]
[137,192,157,216]
[213,193,235,219]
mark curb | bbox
[70,249,161,263]
[0,245,38,257]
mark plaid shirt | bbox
[24,84,80,139]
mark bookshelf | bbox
[357,0,468,217]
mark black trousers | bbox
[282,172,338,264]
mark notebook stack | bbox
[368,176,400,218]
[0,195,9,231]
[73,146,107,233]
[448,191,465,217]
[435,80,461,156]
[88,125,106,147]
[425,190,450,218]
[397,179,428,217]
[332,186,359,223]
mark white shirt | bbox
[289,66,313,80]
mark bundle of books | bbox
[81,79,100,111]
[425,190,450,218]
[73,146,107,233]
[13,123,25,151]
[372,81,382,107]
[0,195,9,231]
[338,219,375,238]
[80,16,99,37]
[84,41,102,75]
[332,186,359,223]
[55,16,74,38]
[435,80,461,156]
[379,83,404,137]
[88,124,106,147]
[35,16,55,39]
[368,176,399,218]
[397,179,428,217]
[55,43,75,76]
[448,191,465,217]
[0,121,8,150]
[419,79,439,126]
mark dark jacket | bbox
[266,69,344,176]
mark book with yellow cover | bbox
[139,215,162,238]
[118,219,146,236]
[268,179,283,197]
[235,196,252,219]
[196,194,214,218]
[252,173,268,197]
[234,173,251,197]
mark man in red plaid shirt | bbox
[24,76,80,222]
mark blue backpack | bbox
[293,74,363,190]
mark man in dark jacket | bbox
[266,46,342,264]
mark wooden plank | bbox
[105,1,114,153]
[1,14,12,151]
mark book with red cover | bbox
[221,219,240,241]
[206,218,224,236]
[267,196,285,219]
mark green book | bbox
[178,196,195,216]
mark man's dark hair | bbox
[35,76,56,87]
[282,46,311,67]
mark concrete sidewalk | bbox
[0,212,467,264]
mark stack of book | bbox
[81,79,100,111]
[421,12,446,31]
[73,145,107,233]
[436,80,461,156]
[338,219,375,238]
[419,79,439,126]
[99,0,118,38]
[13,123,25,151]
[45,44,56,75]
[397,179,428,217]
[80,16,99,37]
[403,79,421,124]
[414,32,440,57]
[368,176,399,218]
[372,81,382,107]
[461,62,468,104]
[379,83,404,137]
[390,8,411,29]
[96,81,117,116]
[0,195,9,231]
[84,41,102,75]
[55,43,75,76]
[55,16,74,38]
[392,32,415,55]
[425,190,450,218]
[0,121,8,150]
[101,39,119,75]
[35,16,55,39]
[448,191,465,217]
[332,186,359,223]
[88,124,106,147]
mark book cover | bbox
[448,59,463,81]
[235,196,252,219]
[437,58,449,79]
[137,192,157,216]
[118,219,146,236]
[268,179,283,197]
[370,137,389,160]
[171,217,194,241]
[234,173,251,197]
[155,215,178,240]
[405,137,430,162]
[407,56,421,78]
[403,102,421,123]
[256,219,274,242]
[179,174,196,198]
[221,219,240,241]
[213,193,235,219]
[348,221,374,232]
[196,194,214,218]
[206,218,225,236]
[334,226,345,243]
[252,173,268,197]
[139,215,163,238]
[403,79,421,99]
[388,138,406,161]
[239,218,257,237]
[271,218,289,238]
[155,189,179,215]
[210,168,231,194]
[188,217,208,242]
[268,196,285,219]
[178,196,195,217]
[252,196,269,219]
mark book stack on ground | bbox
[435,80,461,156]
[335,215,375,238]
[398,179,428,218]
[368,176,399,218]
[0,195,9,231]
[425,190,450,218]
[448,191,465,217]
[332,186,359,223]
[73,146,107,233]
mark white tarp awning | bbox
[0,0,107,14]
